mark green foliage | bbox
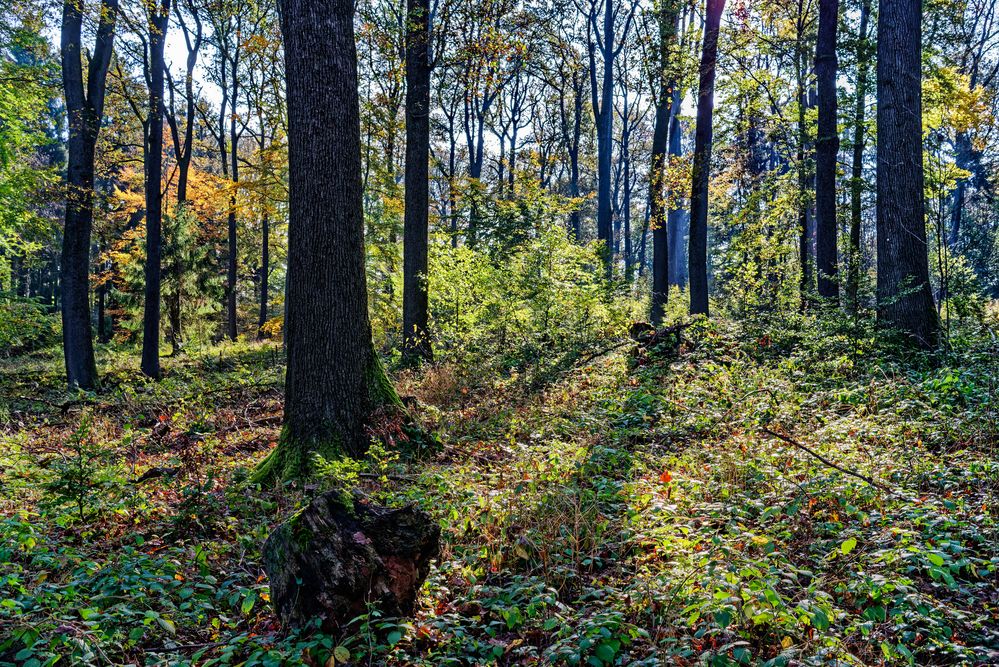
[0,296,58,356]
[427,183,641,377]
[41,414,125,525]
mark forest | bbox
[1,0,998,664]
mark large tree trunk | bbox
[814,0,839,301]
[141,2,170,379]
[402,0,432,364]
[876,0,938,347]
[59,0,118,390]
[255,0,413,484]
[688,0,725,316]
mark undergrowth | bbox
[0,315,997,666]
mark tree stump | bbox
[262,491,440,630]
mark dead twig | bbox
[761,426,895,494]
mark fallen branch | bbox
[761,426,894,493]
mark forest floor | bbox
[1,318,998,666]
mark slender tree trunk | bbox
[815,0,839,301]
[569,83,583,241]
[402,0,432,364]
[141,1,171,379]
[255,0,411,483]
[257,213,269,337]
[797,74,812,306]
[649,85,672,325]
[59,0,118,390]
[595,0,615,277]
[226,69,240,342]
[846,0,871,314]
[688,0,725,316]
[667,86,687,288]
[876,0,939,347]
[948,131,973,247]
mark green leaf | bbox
[714,609,732,629]
[594,641,619,663]
[157,617,177,635]
[241,593,256,615]
[386,630,403,646]
[333,646,350,663]
[840,538,857,555]
[927,552,945,567]
[79,608,99,621]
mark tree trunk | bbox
[814,0,839,301]
[948,131,973,247]
[846,0,871,314]
[226,69,240,342]
[255,0,414,484]
[688,0,725,316]
[402,0,432,364]
[257,213,269,337]
[667,87,687,289]
[876,0,938,347]
[595,0,615,277]
[141,1,170,379]
[59,0,117,390]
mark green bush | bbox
[0,297,58,356]
[428,184,640,372]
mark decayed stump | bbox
[262,491,440,630]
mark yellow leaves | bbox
[922,66,991,135]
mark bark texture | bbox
[263,491,440,629]
[814,0,839,301]
[60,0,118,389]
[688,0,725,316]
[846,0,871,314]
[402,0,432,363]
[875,0,939,347]
[255,0,414,483]
[140,1,171,379]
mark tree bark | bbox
[255,0,413,484]
[814,0,839,301]
[876,0,939,347]
[257,213,269,337]
[846,0,871,314]
[141,1,171,379]
[402,0,432,364]
[667,93,687,289]
[59,0,118,390]
[688,0,725,316]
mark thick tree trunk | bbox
[141,2,170,379]
[649,69,675,325]
[814,0,839,301]
[402,0,432,364]
[255,0,414,484]
[59,0,117,390]
[846,0,871,314]
[876,0,938,347]
[688,0,725,316]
